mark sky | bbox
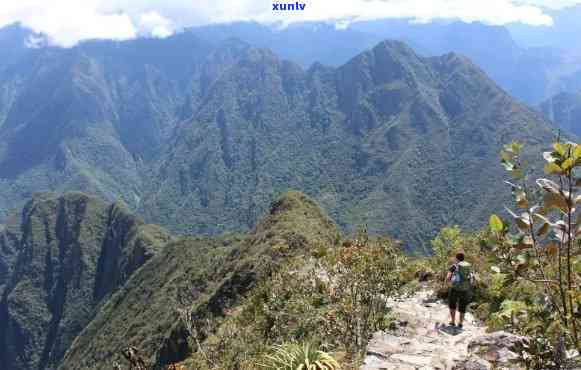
[0,0,580,47]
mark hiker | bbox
[447,251,473,328]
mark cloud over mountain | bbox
[0,0,578,47]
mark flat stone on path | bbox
[360,286,522,370]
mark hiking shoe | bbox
[449,322,456,327]
[457,323,463,329]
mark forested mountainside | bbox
[60,191,340,369]
[0,190,339,369]
[0,25,557,249]
[188,20,581,105]
[0,193,171,370]
[540,90,581,137]
[4,189,577,370]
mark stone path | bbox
[361,287,488,370]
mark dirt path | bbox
[361,287,488,370]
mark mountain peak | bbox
[250,190,340,255]
[339,38,435,87]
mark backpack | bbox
[451,261,473,291]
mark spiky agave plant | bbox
[260,343,340,370]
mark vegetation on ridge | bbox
[0,192,172,370]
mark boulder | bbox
[468,331,528,367]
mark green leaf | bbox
[511,142,523,155]
[562,158,574,171]
[500,151,513,162]
[490,215,504,232]
[573,145,581,160]
[544,162,562,174]
[498,300,528,319]
[554,142,566,156]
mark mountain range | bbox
[0,24,558,250]
[187,19,581,105]
[0,14,578,370]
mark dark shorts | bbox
[448,288,470,313]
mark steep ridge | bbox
[143,40,555,250]
[0,193,171,370]
[60,191,340,369]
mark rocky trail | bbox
[361,286,526,370]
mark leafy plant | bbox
[260,343,340,370]
[489,140,581,365]
[430,226,462,283]
[324,229,406,357]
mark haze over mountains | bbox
[0,7,580,370]
[186,9,581,105]
[0,21,559,250]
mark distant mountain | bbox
[187,20,581,105]
[0,193,171,370]
[0,26,557,250]
[0,27,216,219]
[540,91,581,136]
[187,21,384,68]
[350,19,581,105]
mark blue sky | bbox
[0,0,579,47]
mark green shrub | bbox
[260,343,340,370]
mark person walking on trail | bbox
[447,251,473,329]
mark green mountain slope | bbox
[540,91,581,137]
[0,193,171,370]
[142,40,556,250]
[0,32,218,219]
[0,30,557,250]
[59,191,340,369]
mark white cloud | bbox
[518,0,581,9]
[0,0,137,47]
[138,11,173,38]
[1,0,580,47]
